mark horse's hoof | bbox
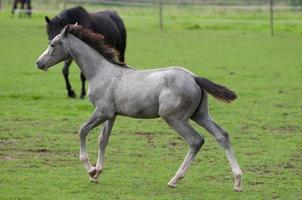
[234,173,243,192]
[90,177,99,183]
[167,181,177,188]
[88,168,97,178]
[234,186,242,192]
[68,90,76,98]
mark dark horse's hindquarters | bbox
[45,6,126,98]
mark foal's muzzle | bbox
[36,60,47,71]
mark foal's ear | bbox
[45,16,50,24]
[63,25,70,37]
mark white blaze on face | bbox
[36,34,67,71]
[36,46,53,70]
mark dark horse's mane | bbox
[57,6,89,24]
[68,25,127,67]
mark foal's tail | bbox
[194,77,237,103]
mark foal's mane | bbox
[68,25,126,67]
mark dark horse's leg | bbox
[11,0,18,16]
[80,73,86,99]
[62,59,76,98]
[26,0,31,18]
[19,1,24,18]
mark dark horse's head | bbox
[45,16,65,41]
[45,6,88,41]
[45,16,67,41]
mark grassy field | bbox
[0,5,302,200]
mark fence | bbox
[65,0,302,7]
[1,0,302,35]
[63,0,301,35]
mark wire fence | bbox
[63,0,302,35]
[67,0,302,8]
[1,0,301,35]
[1,0,302,10]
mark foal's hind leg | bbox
[191,93,243,191]
[164,119,204,188]
[62,60,76,98]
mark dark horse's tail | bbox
[194,77,237,103]
[107,11,126,62]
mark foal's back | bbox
[112,67,201,119]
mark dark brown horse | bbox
[45,6,126,98]
[12,0,31,18]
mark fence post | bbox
[63,0,67,9]
[269,0,274,36]
[159,0,163,31]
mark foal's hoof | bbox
[168,176,183,188]
[168,183,176,188]
[234,186,242,192]
[234,173,243,192]
[68,90,76,98]
[88,168,97,178]
[90,177,99,183]
[167,180,177,188]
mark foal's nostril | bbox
[36,61,43,69]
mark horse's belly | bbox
[115,92,160,118]
[118,108,159,119]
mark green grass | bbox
[1,6,302,200]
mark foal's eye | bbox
[50,44,55,48]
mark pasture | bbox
[1,5,302,199]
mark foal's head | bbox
[36,24,126,71]
[36,25,71,71]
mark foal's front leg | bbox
[90,117,116,182]
[79,109,106,178]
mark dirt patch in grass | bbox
[206,175,219,181]
[133,131,156,148]
[26,148,50,153]
[169,141,181,147]
[0,127,18,132]
[0,139,17,145]
[246,155,300,177]
[270,125,300,134]
[244,152,257,157]
[240,125,250,131]
[273,104,288,108]
[0,155,16,161]
[248,181,264,185]
[0,143,75,161]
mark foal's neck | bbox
[64,35,125,81]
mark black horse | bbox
[12,0,32,18]
[45,6,126,98]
